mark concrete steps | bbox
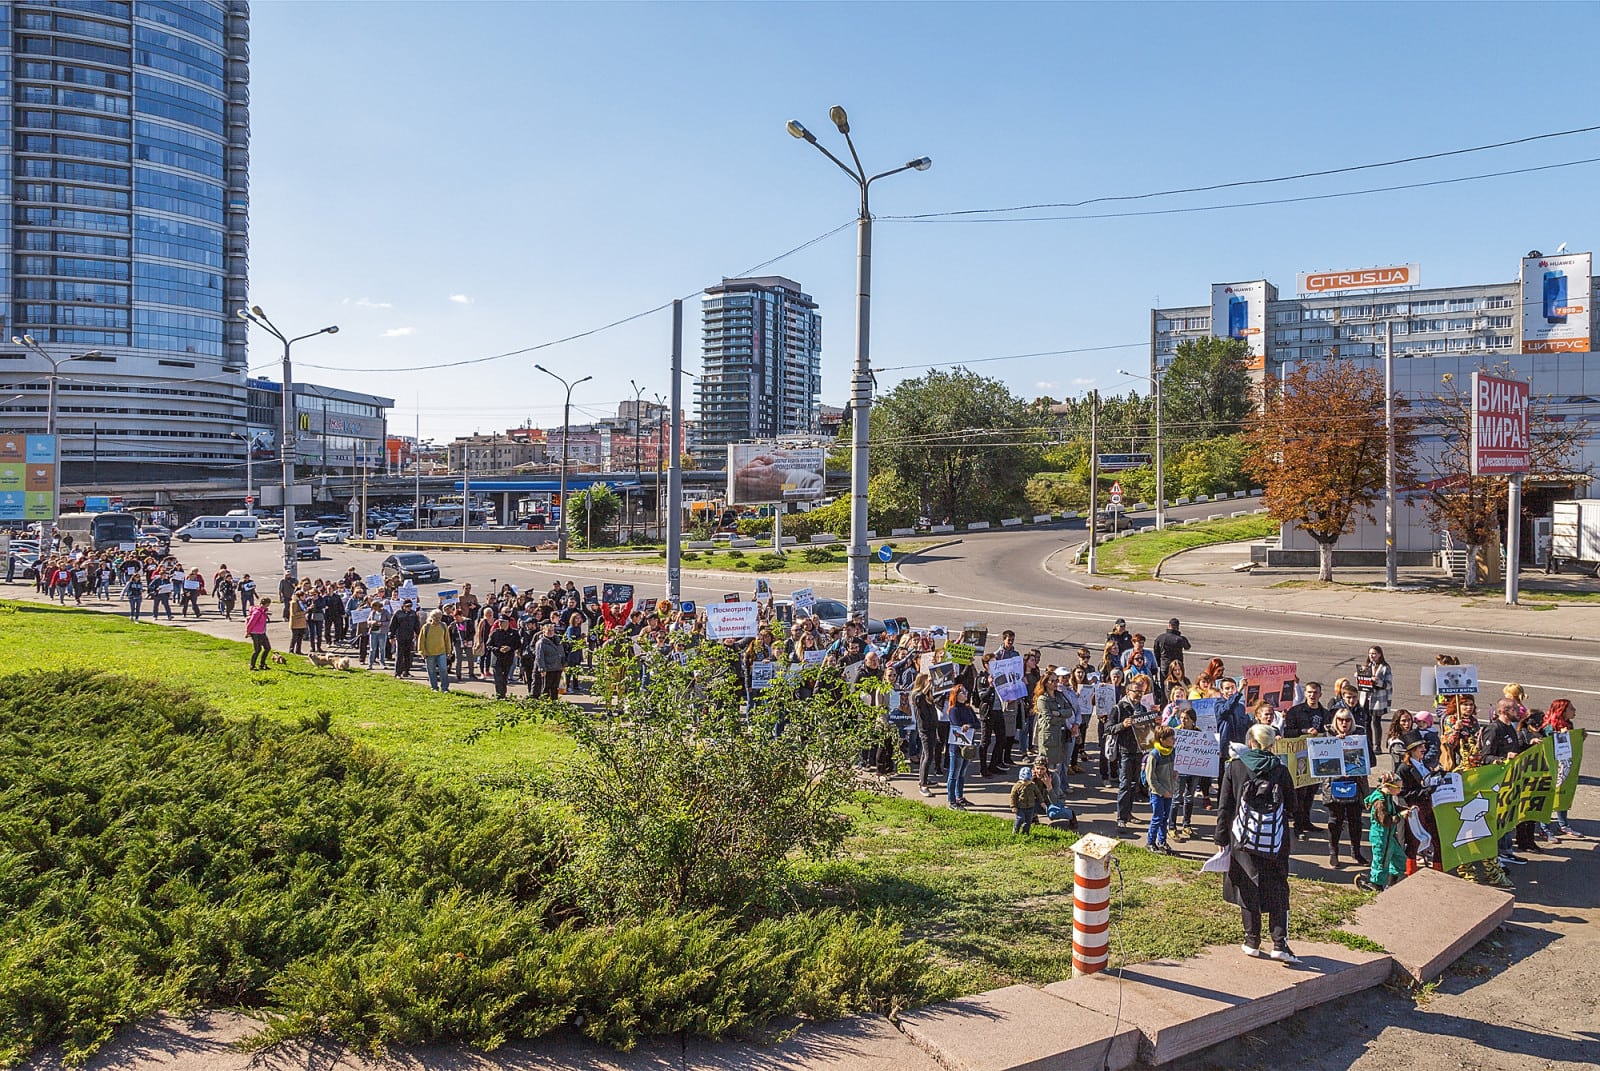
[897,984,1140,1071]
[1350,865,1514,983]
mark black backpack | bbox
[1232,773,1286,854]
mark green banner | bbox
[1433,730,1584,870]
[945,642,975,666]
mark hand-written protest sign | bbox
[397,581,418,603]
[1242,662,1298,710]
[1174,728,1219,778]
[705,601,760,640]
[992,655,1028,703]
[1090,684,1118,717]
[749,661,775,691]
[1306,736,1370,779]
[350,608,371,625]
[1188,697,1221,735]
[946,642,976,666]
[803,649,827,666]
[790,587,815,615]
[364,574,382,589]
[1273,735,1317,789]
[1433,731,1584,869]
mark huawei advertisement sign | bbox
[1210,280,1267,369]
[1520,251,1591,354]
[1296,264,1419,293]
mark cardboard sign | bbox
[1241,661,1298,710]
[364,574,382,589]
[436,588,459,605]
[183,579,200,590]
[1090,684,1118,717]
[754,578,772,602]
[928,661,958,697]
[398,581,418,603]
[722,592,740,603]
[750,662,776,691]
[960,624,988,649]
[705,601,760,640]
[1434,664,1479,697]
[992,655,1028,704]
[928,625,948,650]
[350,608,372,625]
[1273,735,1317,789]
[1554,731,1572,763]
[946,642,976,666]
[583,585,598,602]
[790,587,816,616]
[803,649,827,666]
[1305,736,1371,779]
[1187,697,1221,735]
[1174,728,1219,779]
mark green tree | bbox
[1161,337,1253,446]
[567,483,621,547]
[873,369,1045,524]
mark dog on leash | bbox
[270,652,287,665]
[333,656,352,671]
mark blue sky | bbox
[247,1,1600,441]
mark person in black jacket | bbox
[1217,724,1299,963]
[1111,675,1153,833]
[911,672,941,797]
[1153,618,1190,678]
[1281,682,1328,836]
[485,613,520,699]
[389,600,420,676]
[1481,699,1524,864]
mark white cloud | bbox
[1034,381,1059,391]
[448,293,473,305]
[343,297,393,309]
[1072,377,1097,386]
[382,326,416,338]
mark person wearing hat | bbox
[1396,730,1443,875]
[1154,618,1190,682]
[1106,617,1133,661]
[485,612,520,699]
[1362,773,1409,891]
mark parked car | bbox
[9,551,40,579]
[381,552,440,583]
[772,596,886,636]
[294,537,322,561]
[256,519,283,535]
[314,527,350,544]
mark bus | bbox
[56,511,141,551]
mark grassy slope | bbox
[0,600,569,787]
[1096,514,1277,580]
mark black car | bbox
[294,537,322,560]
[381,552,440,583]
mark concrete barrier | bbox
[1254,507,1268,514]
[931,524,955,534]
[1350,867,1514,984]
[686,540,715,550]
[1175,497,1190,505]
[729,537,757,549]
[1033,514,1053,524]
[899,985,1140,1071]
[966,520,991,530]
[1232,510,1249,518]
[810,533,839,544]
[778,535,798,546]
[1195,494,1209,502]
[1250,488,1264,496]
[1133,502,1150,512]
[1209,514,1224,521]
[1061,511,1077,520]
[1233,490,1247,498]
[1001,518,1023,527]
[891,527,916,536]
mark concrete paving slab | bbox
[897,984,1139,1071]
[684,1016,943,1070]
[1351,865,1515,983]
[1043,953,1300,1065]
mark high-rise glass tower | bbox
[696,275,821,464]
[0,0,249,483]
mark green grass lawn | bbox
[1096,514,1278,580]
[796,795,1372,990]
[0,600,571,788]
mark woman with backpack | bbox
[1216,723,1299,964]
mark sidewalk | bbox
[1050,540,1600,642]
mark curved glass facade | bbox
[0,0,250,478]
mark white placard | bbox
[803,649,827,665]
[1091,684,1118,716]
[398,581,419,602]
[790,587,816,616]
[992,655,1028,704]
[1433,664,1478,697]
[1430,772,1464,807]
[705,601,760,640]
[1305,736,1371,779]
[183,579,200,590]
[750,662,775,691]
[350,608,371,624]
[1174,728,1219,778]
[364,574,382,588]
[1188,698,1220,735]
[1554,731,1572,763]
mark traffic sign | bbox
[877,545,894,563]
[245,495,255,504]
[1109,480,1123,507]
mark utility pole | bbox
[667,299,684,604]
[461,452,470,545]
[413,410,421,527]
[1384,319,1397,590]
[1088,390,1100,576]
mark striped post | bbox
[1072,833,1118,977]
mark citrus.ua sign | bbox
[1296,264,1419,294]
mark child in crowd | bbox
[1363,773,1408,890]
[1010,766,1047,834]
[1144,724,1177,853]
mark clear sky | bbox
[246,1,1600,442]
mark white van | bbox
[174,515,260,542]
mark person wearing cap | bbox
[485,612,520,699]
[1153,618,1190,681]
[1362,773,1410,891]
[1106,617,1133,660]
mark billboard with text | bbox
[1211,280,1267,369]
[727,444,825,505]
[1297,264,1419,294]
[1521,251,1590,354]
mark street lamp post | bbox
[12,336,100,557]
[787,106,930,620]
[628,379,646,544]
[653,390,667,540]
[535,364,591,560]
[237,308,338,580]
[1117,367,1165,531]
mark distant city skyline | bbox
[244,2,1600,441]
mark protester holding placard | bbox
[1111,675,1153,833]
[1033,669,1075,806]
[1541,700,1581,841]
[1322,709,1369,869]
[1282,682,1328,838]
[945,684,981,809]
[1357,645,1393,741]
[1143,725,1178,853]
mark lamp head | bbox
[786,120,813,142]
[78,350,102,360]
[10,336,21,346]
[22,334,36,346]
[235,308,251,320]
[249,305,265,318]
[324,325,339,335]
[910,156,932,171]
[828,105,849,134]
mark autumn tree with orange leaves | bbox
[1243,360,1417,581]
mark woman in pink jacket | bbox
[246,598,273,670]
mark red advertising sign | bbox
[1470,372,1530,476]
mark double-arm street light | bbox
[535,364,591,560]
[12,335,100,556]
[237,307,338,580]
[787,106,930,620]
[1117,367,1165,531]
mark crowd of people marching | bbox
[8,537,1583,961]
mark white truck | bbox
[1548,499,1600,578]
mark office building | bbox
[696,275,821,464]
[1150,255,1600,563]
[0,0,251,483]
[245,377,391,474]
[447,432,545,475]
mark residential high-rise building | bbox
[696,275,821,464]
[0,0,251,483]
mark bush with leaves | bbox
[801,545,835,564]
[538,642,878,916]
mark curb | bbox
[1043,544,1597,643]
[892,538,963,589]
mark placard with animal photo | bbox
[928,660,958,697]
[960,624,988,649]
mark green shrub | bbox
[725,548,744,559]
[802,545,835,564]
[733,559,751,569]
[751,555,785,573]
[681,550,699,560]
